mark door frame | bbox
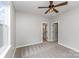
[41,21,49,42]
[51,21,58,42]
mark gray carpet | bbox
[14,41,79,58]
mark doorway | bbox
[42,23,48,42]
[53,23,58,42]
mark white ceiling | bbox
[13,1,79,18]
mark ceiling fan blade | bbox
[49,1,53,6]
[45,8,51,14]
[54,1,68,7]
[38,7,49,8]
[53,8,59,13]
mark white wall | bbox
[16,12,52,48]
[5,2,16,57]
[55,7,79,52]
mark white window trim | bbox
[0,2,11,57]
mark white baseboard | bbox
[4,46,16,58]
[12,48,16,58]
[58,42,79,52]
[16,41,42,48]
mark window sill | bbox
[0,45,11,58]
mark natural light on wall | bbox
[0,1,10,56]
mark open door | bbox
[42,23,48,42]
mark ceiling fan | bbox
[38,1,68,14]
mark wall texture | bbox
[57,7,79,52]
[16,12,52,48]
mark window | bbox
[0,1,10,54]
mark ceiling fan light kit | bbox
[49,8,53,13]
[38,1,68,14]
